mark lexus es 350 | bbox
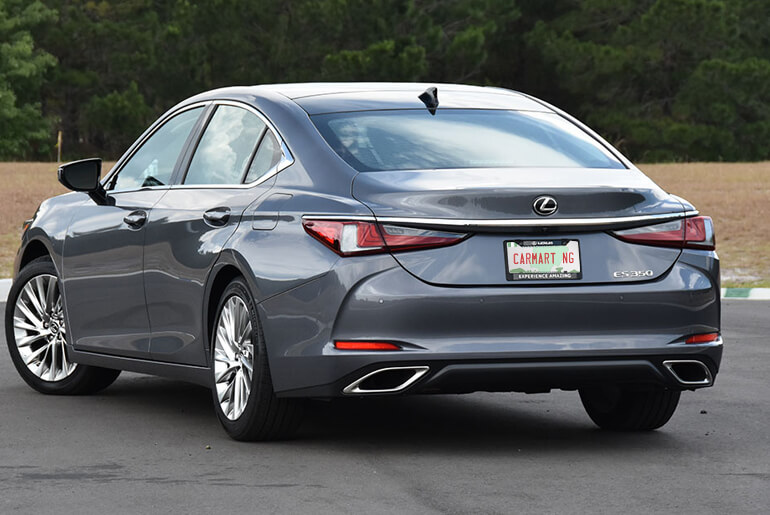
[5,83,722,440]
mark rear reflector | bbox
[303,219,466,256]
[612,216,715,250]
[334,341,401,351]
[685,332,719,344]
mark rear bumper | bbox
[259,249,720,397]
[277,343,722,397]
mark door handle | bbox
[123,210,147,228]
[203,207,231,226]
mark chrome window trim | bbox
[301,210,700,227]
[103,100,294,193]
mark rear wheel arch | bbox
[204,252,264,361]
[206,265,244,356]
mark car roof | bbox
[255,82,553,115]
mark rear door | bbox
[143,102,290,365]
[62,106,204,357]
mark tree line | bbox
[1,0,769,162]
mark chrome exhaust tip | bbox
[663,360,713,386]
[343,366,430,394]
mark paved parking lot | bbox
[1,300,768,514]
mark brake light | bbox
[684,217,715,249]
[612,216,715,250]
[334,341,401,351]
[303,219,466,256]
[685,332,719,344]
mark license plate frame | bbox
[504,239,582,281]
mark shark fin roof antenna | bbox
[418,86,439,115]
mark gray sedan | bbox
[5,83,722,440]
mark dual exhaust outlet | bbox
[341,360,713,394]
[662,360,713,386]
[343,366,429,394]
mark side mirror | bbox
[58,158,111,205]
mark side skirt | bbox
[67,346,211,387]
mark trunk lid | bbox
[352,168,687,286]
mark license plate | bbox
[504,240,582,281]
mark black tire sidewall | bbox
[579,385,680,431]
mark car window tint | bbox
[312,109,625,171]
[110,107,202,191]
[184,105,266,185]
[244,130,281,183]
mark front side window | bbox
[184,105,266,185]
[312,109,625,171]
[109,107,203,191]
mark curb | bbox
[721,287,770,300]
[1,279,768,303]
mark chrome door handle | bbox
[203,207,231,226]
[123,210,147,228]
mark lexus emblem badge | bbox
[532,195,558,216]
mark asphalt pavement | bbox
[1,300,768,514]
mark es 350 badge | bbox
[613,269,654,278]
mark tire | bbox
[579,385,681,431]
[5,256,121,395]
[210,277,303,441]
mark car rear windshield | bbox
[311,109,625,171]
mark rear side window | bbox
[312,109,625,171]
[245,131,281,183]
[184,105,266,185]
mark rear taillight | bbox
[612,216,715,251]
[303,219,466,256]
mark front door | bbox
[61,106,204,357]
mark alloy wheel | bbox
[12,274,77,382]
[213,295,254,420]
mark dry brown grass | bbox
[1,161,768,286]
[1,163,67,277]
[0,162,114,278]
[641,162,770,287]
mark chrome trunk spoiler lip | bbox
[302,210,699,229]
